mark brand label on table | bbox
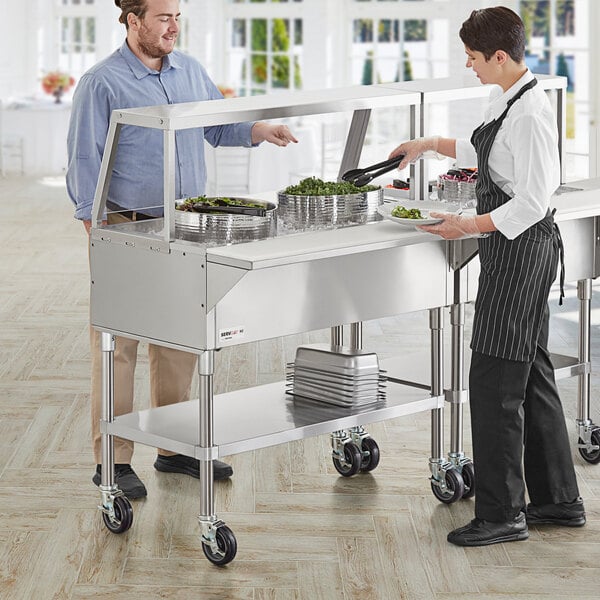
[219,325,246,342]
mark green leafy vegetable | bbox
[283,177,378,196]
[177,196,265,211]
[391,205,423,219]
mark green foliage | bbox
[283,177,378,196]
[362,50,375,85]
[245,17,301,90]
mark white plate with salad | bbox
[378,203,445,226]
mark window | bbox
[175,0,189,53]
[519,0,589,178]
[351,18,429,84]
[227,6,303,95]
[56,0,97,78]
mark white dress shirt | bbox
[455,70,560,240]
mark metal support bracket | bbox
[98,485,125,521]
[199,517,224,551]
[428,458,454,489]
[331,429,351,462]
[577,420,600,450]
[444,388,469,404]
[446,452,471,470]
[194,447,220,461]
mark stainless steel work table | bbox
[89,84,461,565]
[384,178,600,473]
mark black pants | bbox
[469,308,579,522]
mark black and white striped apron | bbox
[470,78,561,362]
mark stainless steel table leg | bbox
[428,308,448,486]
[198,349,215,524]
[331,325,343,347]
[446,303,473,496]
[449,303,466,462]
[349,322,362,351]
[97,331,132,533]
[577,279,592,425]
[330,321,381,475]
[575,279,600,461]
[197,350,237,565]
[100,331,116,491]
[430,306,468,503]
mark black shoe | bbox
[447,512,529,547]
[526,497,586,527]
[92,464,148,499]
[153,454,233,481]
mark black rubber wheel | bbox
[102,496,133,534]
[202,525,237,566]
[461,461,476,499]
[578,428,600,464]
[430,468,465,504]
[332,442,362,477]
[360,437,381,472]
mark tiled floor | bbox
[1,175,599,599]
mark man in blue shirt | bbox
[67,0,297,498]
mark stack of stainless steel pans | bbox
[175,197,276,245]
[286,344,386,408]
[276,188,383,231]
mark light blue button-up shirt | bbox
[67,42,254,220]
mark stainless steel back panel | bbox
[90,240,207,349]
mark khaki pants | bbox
[89,211,197,464]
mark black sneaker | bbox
[153,454,233,481]
[526,497,586,527]
[92,464,148,499]
[447,512,529,546]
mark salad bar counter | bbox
[88,78,600,566]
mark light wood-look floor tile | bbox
[2,176,600,598]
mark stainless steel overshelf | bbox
[111,85,421,130]
[102,380,444,458]
[379,73,566,103]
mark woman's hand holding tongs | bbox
[388,136,441,170]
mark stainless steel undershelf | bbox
[102,380,443,459]
[382,350,585,389]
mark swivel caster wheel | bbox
[431,468,465,504]
[360,437,380,472]
[460,461,475,499]
[102,495,133,534]
[202,524,237,566]
[332,441,362,477]
[578,427,600,464]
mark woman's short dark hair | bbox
[459,6,526,63]
[114,0,148,28]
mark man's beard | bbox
[137,24,175,59]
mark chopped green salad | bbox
[283,177,378,196]
[391,205,423,219]
[177,196,265,211]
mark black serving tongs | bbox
[341,154,405,187]
[191,203,267,217]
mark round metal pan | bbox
[175,197,276,245]
[276,187,383,231]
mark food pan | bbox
[175,196,276,245]
[294,344,380,375]
[276,188,383,231]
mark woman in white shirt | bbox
[390,6,584,547]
